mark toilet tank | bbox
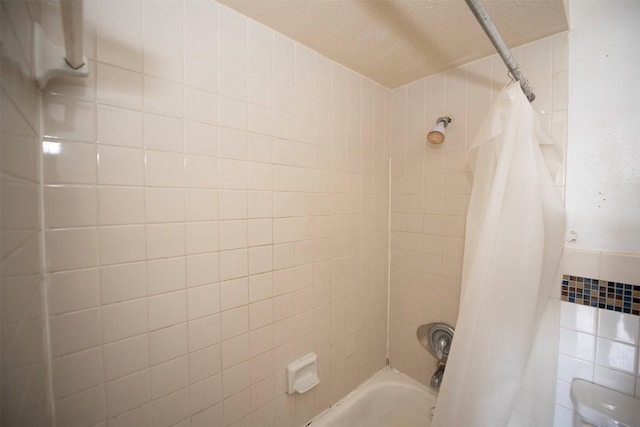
[570,379,640,427]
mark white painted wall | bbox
[565,0,640,253]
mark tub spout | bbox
[430,363,446,390]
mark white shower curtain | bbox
[431,82,565,427]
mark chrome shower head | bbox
[427,116,453,145]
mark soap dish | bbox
[294,373,320,394]
[287,352,319,394]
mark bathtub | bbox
[306,367,437,427]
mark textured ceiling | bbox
[219,0,569,88]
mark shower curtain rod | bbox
[464,0,536,102]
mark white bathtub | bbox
[306,367,437,427]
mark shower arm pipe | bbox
[464,0,535,102]
[59,0,84,69]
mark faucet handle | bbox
[435,336,449,360]
[417,323,454,360]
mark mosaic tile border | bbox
[561,275,640,316]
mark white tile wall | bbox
[38,1,389,426]
[556,302,640,424]
[554,250,640,427]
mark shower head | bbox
[427,116,453,145]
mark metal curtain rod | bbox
[464,0,536,102]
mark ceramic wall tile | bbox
[42,96,96,143]
[148,291,187,331]
[144,77,183,118]
[102,299,148,344]
[597,310,639,345]
[99,225,146,265]
[105,370,151,417]
[190,374,222,414]
[43,141,97,185]
[559,329,596,362]
[48,269,100,315]
[98,146,144,186]
[143,1,183,83]
[98,187,145,225]
[103,335,149,381]
[594,365,636,395]
[563,249,601,279]
[54,385,106,427]
[188,284,221,320]
[185,87,218,125]
[185,122,218,157]
[100,262,147,305]
[145,223,185,259]
[52,347,104,398]
[560,301,597,334]
[601,253,640,286]
[149,324,188,366]
[49,309,101,357]
[150,387,190,427]
[96,0,143,72]
[46,228,98,272]
[150,356,189,399]
[34,3,389,426]
[595,337,636,374]
[97,63,143,109]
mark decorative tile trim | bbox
[561,275,640,316]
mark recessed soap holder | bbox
[287,352,320,395]
[417,322,454,361]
